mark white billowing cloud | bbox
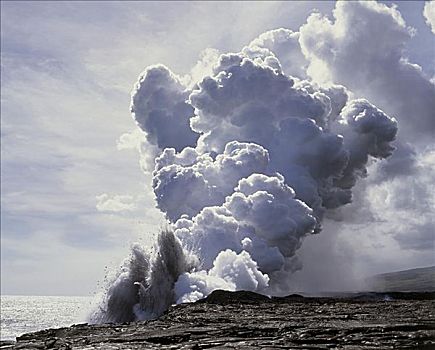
[424,1,435,34]
[183,48,221,87]
[130,65,199,152]
[146,49,395,304]
[153,141,270,222]
[96,194,137,212]
[175,249,269,303]
[189,54,330,153]
[186,53,396,222]
[247,28,308,79]
[175,270,234,304]
[173,173,317,278]
[113,40,397,311]
[332,99,398,189]
[300,0,435,142]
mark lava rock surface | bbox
[4,290,435,349]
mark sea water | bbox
[0,295,94,340]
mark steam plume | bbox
[91,2,404,322]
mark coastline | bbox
[2,290,434,349]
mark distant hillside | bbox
[366,266,435,292]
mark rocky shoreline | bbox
[2,290,435,349]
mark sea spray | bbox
[90,229,197,323]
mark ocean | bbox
[0,295,94,341]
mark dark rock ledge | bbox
[2,290,435,349]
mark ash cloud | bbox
[91,0,434,323]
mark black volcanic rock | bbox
[199,289,272,304]
[4,290,435,349]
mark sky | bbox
[1,1,434,296]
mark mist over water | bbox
[90,1,435,324]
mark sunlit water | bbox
[0,295,94,341]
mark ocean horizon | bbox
[0,295,94,341]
